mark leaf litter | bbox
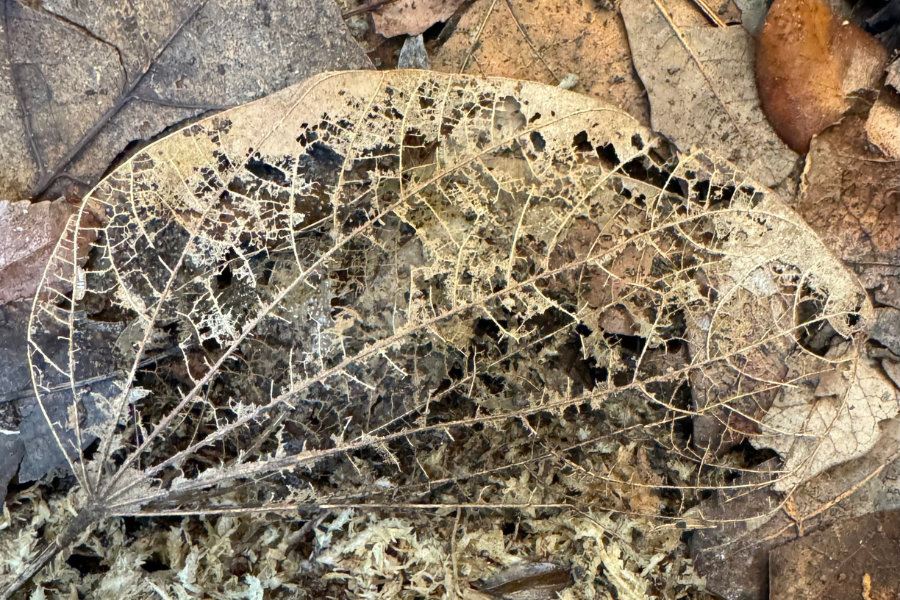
[620,0,799,188]
[0,67,894,599]
[1,0,899,597]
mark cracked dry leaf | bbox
[0,0,370,201]
[2,70,879,596]
[620,0,799,188]
[430,0,650,123]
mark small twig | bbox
[460,0,499,73]
[503,0,559,83]
[688,0,727,27]
[843,260,900,268]
[130,94,235,112]
[0,348,180,406]
[342,0,401,19]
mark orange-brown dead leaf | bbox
[756,0,888,153]
[430,0,650,123]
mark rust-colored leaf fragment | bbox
[756,0,888,153]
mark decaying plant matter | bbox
[2,70,895,597]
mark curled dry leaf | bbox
[756,0,888,153]
[620,0,798,188]
[866,91,900,159]
[1,70,886,595]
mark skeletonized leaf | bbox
[754,358,898,490]
[10,70,890,595]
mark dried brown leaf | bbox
[768,510,899,600]
[756,0,888,153]
[620,0,798,187]
[430,0,650,123]
[692,420,899,600]
[796,114,899,307]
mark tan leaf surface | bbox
[620,0,799,188]
[372,0,468,37]
[754,359,898,491]
[430,0,650,123]
[866,59,900,159]
[3,70,879,595]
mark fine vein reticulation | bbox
[8,70,894,596]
